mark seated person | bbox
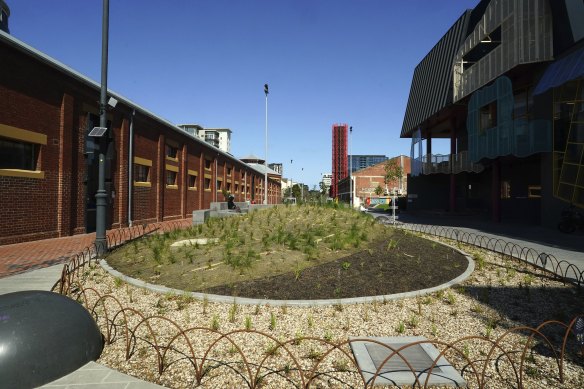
[227,195,240,212]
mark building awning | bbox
[533,45,584,95]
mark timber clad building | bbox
[402,0,584,228]
[0,28,280,245]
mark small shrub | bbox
[211,314,220,331]
[333,359,350,372]
[396,321,405,334]
[341,261,351,271]
[269,312,277,331]
[386,239,399,250]
[244,315,252,330]
[473,253,485,270]
[265,342,280,356]
[228,301,238,323]
[324,330,333,342]
[113,277,123,288]
[306,348,323,360]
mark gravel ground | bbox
[74,235,584,388]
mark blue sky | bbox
[8,0,479,188]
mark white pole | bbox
[264,84,269,205]
[301,168,304,201]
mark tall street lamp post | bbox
[349,126,353,209]
[95,0,110,253]
[264,83,269,205]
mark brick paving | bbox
[0,219,191,278]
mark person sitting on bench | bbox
[227,194,241,212]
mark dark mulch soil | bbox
[202,233,469,300]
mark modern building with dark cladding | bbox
[0,29,280,245]
[401,0,584,228]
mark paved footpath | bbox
[395,211,584,276]
[0,220,191,388]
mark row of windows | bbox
[0,125,253,191]
[134,162,252,193]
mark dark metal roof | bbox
[400,11,471,138]
[534,43,584,95]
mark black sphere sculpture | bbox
[0,291,103,388]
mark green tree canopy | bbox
[374,185,384,196]
[384,160,404,187]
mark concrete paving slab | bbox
[0,265,62,295]
[41,362,165,388]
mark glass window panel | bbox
[564,143,583,163]
[166,145,178,159]
[574,188,584,207]
[560,163,579,183]
[188,174,197,188]
[166,170,177,186]
[574,102,584,123]
[134,164,149,182]
[576,167,584,188]
[557,183,574,200]
[0,138,35,170]
[568,122,584,143]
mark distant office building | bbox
[178,124,232,153]
[0,0,9,33]
[349,155,388,173]
[268,163,282,175]
[331,123,348,198]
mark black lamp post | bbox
[95,0,110,253]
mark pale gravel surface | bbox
[76,235,584,388]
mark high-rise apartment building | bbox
[331,123,348,198]
[178,124,232,153]
[349,155,388,173]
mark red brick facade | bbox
[338,156,411,203]
[0,35,280,245]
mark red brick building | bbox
[338,155,411,204]
[0,31,280,245]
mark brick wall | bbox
[0,39,279,245]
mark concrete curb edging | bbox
[99,241,474,307]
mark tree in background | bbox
[291,184,301,200]
[384,159,404,194]
[319,181,328,196]
[374,185,384,196]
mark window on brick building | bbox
[166,170,177,187]
[135,164,150,183]
[0,138,37,170]
[166,144,178,160]
[204,158,212,170]
[0,124,46,179]
[188,174,197,189]
[133,157,152,187]
[204,177,212,190]
[217,179,223,192]
[227,166,232,176]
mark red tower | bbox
[331,123,348,198]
